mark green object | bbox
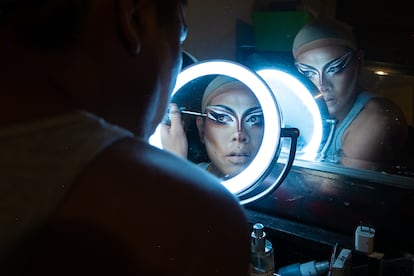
[252,11,311,52]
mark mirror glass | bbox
[256,68,327,161]
[168,74,265,178]
[180,1,414,180]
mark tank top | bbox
[324,92,375,163]
[0,111,133,273]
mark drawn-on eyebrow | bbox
[207,105,234,113]
[244,107,263,115]
[295,51,354,72]
[206,105,262,117]
[324,51,354,69]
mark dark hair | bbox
[155,0,186,25]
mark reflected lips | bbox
[324,97,335,106]
[227,153,250,164]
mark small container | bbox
[355,225,375,254]
[277,260,329,276]
[249,223,275,276]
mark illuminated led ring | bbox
[256,69,323,160]
[150,60,282,196]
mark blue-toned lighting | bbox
[256,68,323,160]
[149,60,282,195]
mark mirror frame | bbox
[150,59,283,196]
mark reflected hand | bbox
[160,103,188,158]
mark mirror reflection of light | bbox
[374,70,389,76]
[149,60,281,195]
[256,69,323,160]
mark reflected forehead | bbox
[208,88,259,108]
[296,45,350,68]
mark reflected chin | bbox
[227,155,251,164]
[325,99,337,111]
[223,159,252,177]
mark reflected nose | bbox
[232,130,250,143]
[319,84,330,93]
[317,74,332,93]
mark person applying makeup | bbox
[0,0,251,274]
[292,18,408,171]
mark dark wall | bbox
[336,0,414,68]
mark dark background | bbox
[336,0,414,70]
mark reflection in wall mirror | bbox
[182,1,414,179]
[247,56,414,179]
[256,68,327,161]
[150,60,299,204]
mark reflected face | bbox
[295,46,360,121]
[197,86,264,178]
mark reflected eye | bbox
[207,110,234,124]
[324,51,354,76]
[244,111,264,127]
[326,66,341,75]
[295,62,318,79]
[299,69,318,79]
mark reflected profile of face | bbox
[292,18,361,122]
[295,46,360,122]
[196,77,264,178]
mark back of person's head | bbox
[0,0,187,137]
[292,17,357,59]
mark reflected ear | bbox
[196,117,205,144]
[117,0,142,55]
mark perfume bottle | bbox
[249,223,275,276]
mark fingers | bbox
[160,103,188,158]
[160,103,185,135]
[168,103,182,127]
[162,103,181,126]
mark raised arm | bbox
[160,103,189,158]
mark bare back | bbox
[23,138,251,275]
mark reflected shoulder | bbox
[341,96,409,170]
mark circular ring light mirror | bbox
[150,60,282,196]
[256,68,324,160]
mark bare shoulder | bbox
[348,97,406,133]
[342,97,408,169]
[25,138,250,275]
[364,97,406,121]
[357,97,407,137]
